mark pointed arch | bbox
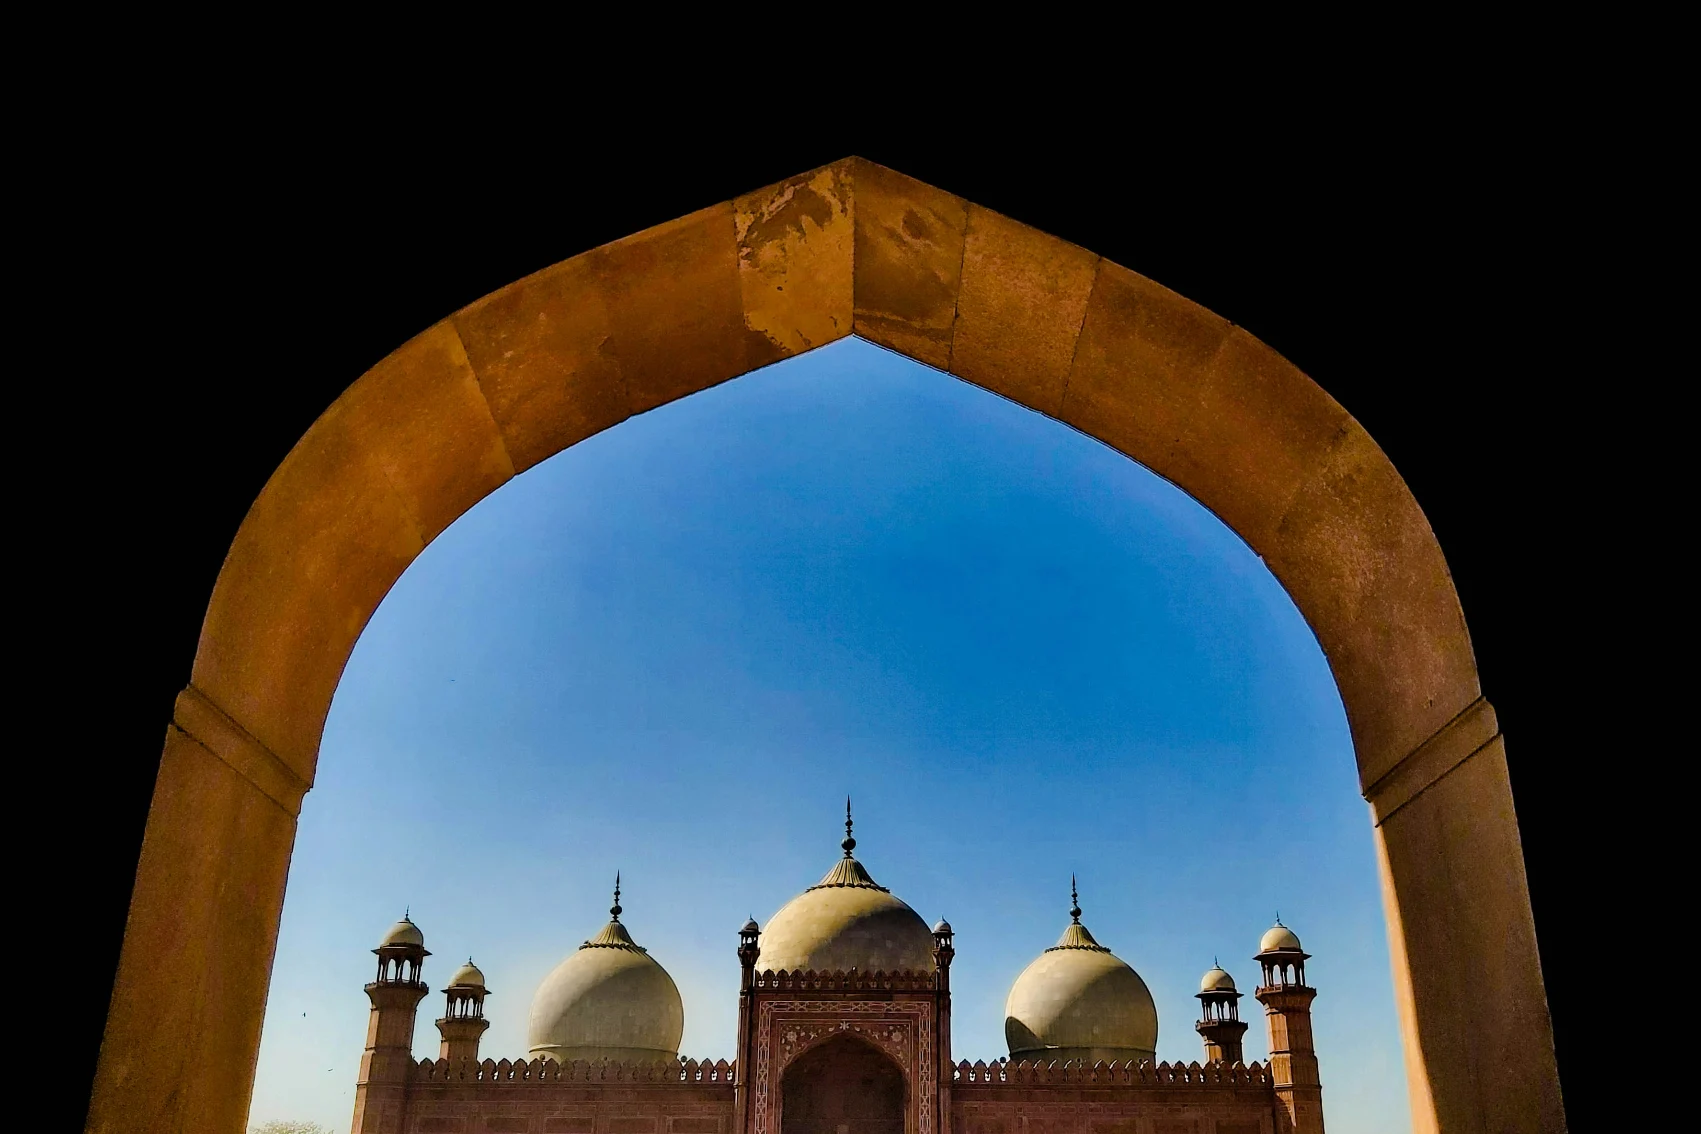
[87,158,1560,1134]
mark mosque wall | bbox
[948,1059,1276,1134]
[398,1057,736,1133]
[386,1057,1283,1134]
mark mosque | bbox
[351,810,1325,1134]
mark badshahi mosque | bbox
[351,811,1325,1134]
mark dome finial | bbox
[1070,875,1082,923]
[611,872,623,923]
[1274,911,1283,926]
[842,796,856,857]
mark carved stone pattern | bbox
[753,999,935,1134]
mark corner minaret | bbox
[352,913,431,1134]
[1195,960,1249,1065]
[436,958,490,1064]
[1255,919,1324,1134]
[932,916,956,1108]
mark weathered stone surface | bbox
[949,206,1099,417]
[1061,260,1238,459]
[1377,736,1563,1134]
[1060,260,1475,780]
[455,254,629,474]
[192,375,427,778]
[332,320,516,544]
[1265,423,1480,784]
[90,723,296,1134]
[736,162,855,357]
[594,203,781,417]
[852,160,968,370]
[1058,262,1345,588]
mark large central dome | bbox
[757,807,936,975]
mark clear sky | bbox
[248,337,1410,1133]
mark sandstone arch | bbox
[87,158,1561,1134]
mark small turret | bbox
[436,958,489,1064]
[932,918,955,977]
[738,916,761,985]
[1194,961,1248,1065]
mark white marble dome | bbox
[1259,922,1304,953]
[1199,965,1237,994]
[1005,896,1157,1065]
[527,897,683,1065]
[379,915,425,949]
[757,829,935,975]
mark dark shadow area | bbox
[781,1036,906,1134]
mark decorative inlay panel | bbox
[752,999,935,1134]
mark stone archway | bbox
[86,158,1562,1134]
[780,1035,907,1134]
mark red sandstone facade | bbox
[352,919,1324,1133]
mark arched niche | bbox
[780,1034,907,1134]
[86,158,1562,1134]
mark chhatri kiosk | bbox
[352,812,1325,1134]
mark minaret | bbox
[932,916,956,1134]
[1255,919,1324,1134]
[435,958,490,1065]
[352,913,431,1134]
[1195,960,1248,1065]
[734,913,761,1134]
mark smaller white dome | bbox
[448,959,487,989]
[1259,923,1303,953]
[933,919,953,936]
[1199,966,1236,994]
[380,916,425,949]
[1005,886,1157,1065]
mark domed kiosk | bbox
[1195,960,1248,1066]
[1004,880,1158,1066]
[757,801,937,975]
[447,959,487,990]
[526,877,684,1065]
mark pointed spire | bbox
[583,875,644,953]
[809,797,887,890]
[1046,875,1107,951]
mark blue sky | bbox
[248,337,1409,1133]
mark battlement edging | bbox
[414,1056,735,1084]
[749,967,936,991]
[951,1058,1268,1087]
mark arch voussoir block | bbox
[851,160,969,370]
